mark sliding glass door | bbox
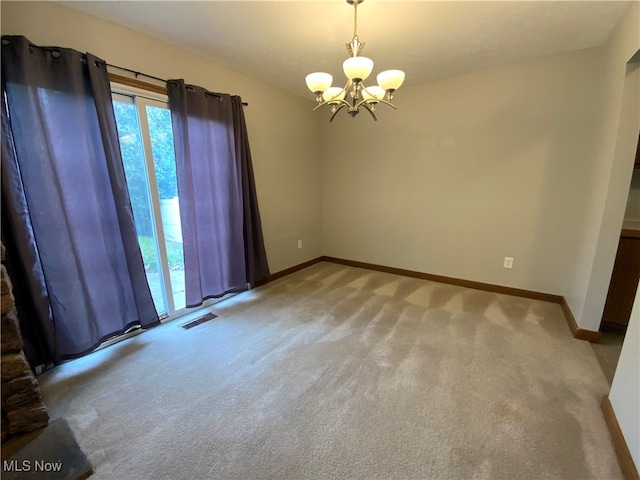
[112,87,186,317]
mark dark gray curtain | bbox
[231,96,269,285]
[167,80,269,308]
[1,36,159,364]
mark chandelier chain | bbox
[353,0,358,38]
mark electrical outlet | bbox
[298,240,303,249]
[503,257,514,269]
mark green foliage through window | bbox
[147,106,177,200]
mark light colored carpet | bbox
[38,262,621,479]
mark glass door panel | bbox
[112,93,168,315]
[112,87,187,316]
[144,103,185,310]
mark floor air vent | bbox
[179,313,218,330]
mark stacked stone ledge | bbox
[1,243,49,443]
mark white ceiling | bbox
[58,1,632,98]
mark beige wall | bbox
[0,1,323,274]
[322,3,639,333]
[322,47,607,296]
[576,1,640,331]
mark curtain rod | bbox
[7,38,248,106]
[105,63,249,107]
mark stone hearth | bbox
[1,243,48,443]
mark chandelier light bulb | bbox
[343,56,374,82]
[362,86,386,102]
[376,70,405,92]
[322,87,346,103]
[305,72,333,94]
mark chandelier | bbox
[305,0,405,122]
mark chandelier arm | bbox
[312,102,326,112]
[362,103,378,122]
[312,98,351,112]
[354,96,397,111]
[329,104,347,122]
